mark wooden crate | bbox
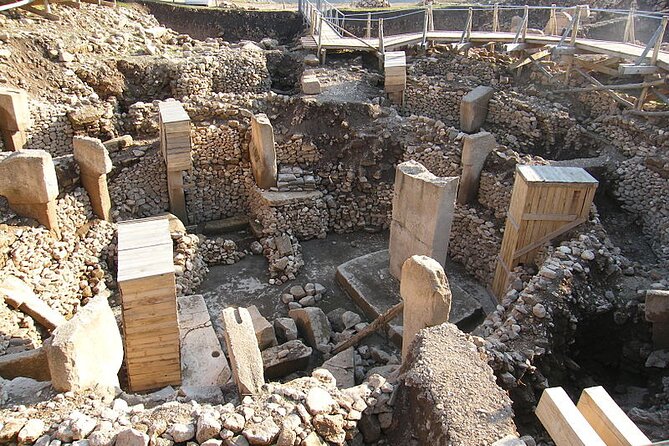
[492,165,598,298]
[158,101,193,172]
[117,216,181,392]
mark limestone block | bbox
[389,160,458,279]
[400,255,452,360]
[646,290,669,322]
[460,86,495,133]
[261,339,312,379]
[0,87,30,132]
[249,114,277,189]
[178,295,231,388]
[0,150,58,204]
[302,75,321,95]
[0,347,50,381]
[289,307,332,350]
[457,131,496,204]
[247,305,278,350]
[0,275,66,331]
[45,295,124,392]
[73,136,112,176]
[221,307,265,395]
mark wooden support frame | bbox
[19,3,59,20]
[577,386,651,446]
[378,18,385,55]
[623,5,636,43]
[460,7,473,44]
[492,3,499,33]
[574,67,635,108]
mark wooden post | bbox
[521,5,529,42]
[317,15,323,57]
[637,16,667,110]
[378,18,385,54]
[422,6,429,48]
[570,5,581,46]
[366,12,372,39]
[549,4,557,36]
[428,4,434,31]
[623,5,636,43]
[492,3,499,33]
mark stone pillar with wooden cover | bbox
[117,216,181,392]
[158,101,192,224]
[492,165,598,299]
[384,51,406,105]
[0,87,30,151]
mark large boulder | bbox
[44,295,123,392]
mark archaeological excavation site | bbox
[0,0,668,444]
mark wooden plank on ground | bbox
[577,386,651,446]
[536,387,607,446]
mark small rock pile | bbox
[173,232,208,297]
[199,237,246,266]
[25,100,75,157]
[261,234,304,286]
[0,367,398,446]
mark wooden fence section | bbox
[117,216,181,392]
[491,165,598,299]
[537,386,653,446]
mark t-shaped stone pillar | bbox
[460,86,494,134]
[73,136,113,221]
[0,150,59,234]
[221,307,265,396]
[249,114,277,189]
[457,131,496,204]
[389,160,458,280]
[0,87,31,151]
[400,255,452,361]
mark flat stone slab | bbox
[336,250,486,346]
[178,295,231,388]
[259,190,323,207]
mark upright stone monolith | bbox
[388,160,458,280]
[73,136,113,221]
[249,114,277,189]
[400,255,452,361]
[457,131,496,204]
[0,87,30,151]
[0,150,59,234]
[460,86,494,133]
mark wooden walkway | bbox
[302,29,669,72]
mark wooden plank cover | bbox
[536,387,606,446]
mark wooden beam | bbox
[618,63,659,76]
[536,387,607,446]
[511,49,552,69]
[504,43,529,53]
[19,4,59,19]
[577,386,651,446]
[331,301,403,355]
[574,67,635,108]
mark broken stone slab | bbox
[178,295,231,388]
[302,75,321,95]
[0,377,52,406]
[457,131,496,205]
[388,161,458,280]
[73,136,113,176]
[400,255,452,361]
[249,113,277,189]
[274,317,298,343]
[289,307,332,351]
[247,305,278,350]
[261,339,312,379]
[221,307,265,395]
[645,290,669,322]
[44,295,123,392]
[460,85,495,133]
[321,347,355,389]
[0,87,30,132]
[102,134,133,151]
[0,347,50,381]
[0,275,66,331]
[0,150,59,233]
